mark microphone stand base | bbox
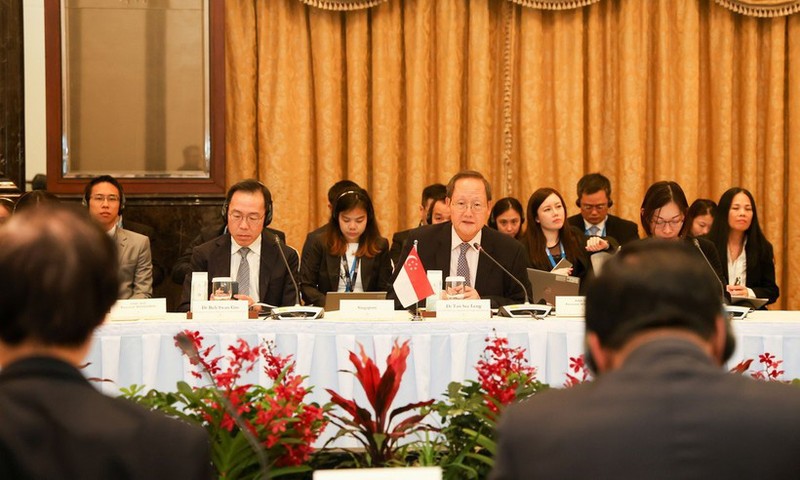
[497,303,552,318]
[270,306,324,320]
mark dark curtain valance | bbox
[714,0,800,17]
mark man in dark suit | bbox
[568,172,639,247]
[388,171,529,308]
[177,179,298,311]
[491,240,800,480]
[388,183,447,266]
[0,205,212,479]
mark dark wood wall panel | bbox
[0,0,25,194]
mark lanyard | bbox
[545,241,564,269]
[341,255,360,292]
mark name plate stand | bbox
[108,298,167,321]
[555,296,585,317]
[435,299,492,320]
[190,300,250,321]
[339,300,395,319]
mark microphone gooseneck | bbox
[274,235,301,306]
[692,238,727,304]
[473,242,530,305]
[175,332,271,479]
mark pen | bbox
[734,277,741,286]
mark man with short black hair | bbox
[0,205,212,479]
[85,175,153,298]
[388,183,447,266]
[388,171,529,308]
[491,239,800,479]
[177,179,298,311]
[568,172,639,246]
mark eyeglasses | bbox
[91,194,120,204]
[229,211,264,225]
[652,216,684,229]
[581,203,608,212]
[452,200,486,213]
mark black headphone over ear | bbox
[221,180,273,229]
[330,190,360,224]
[83,176,126,215]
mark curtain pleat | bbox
[226,0,800,308]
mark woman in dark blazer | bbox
[707,187,779,307]
[299,188,392,307]
[521,188,603,282]
[639,181,728,300]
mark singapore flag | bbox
[393,245,434,308]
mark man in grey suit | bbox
[491,239,800,480]
[0,205,211,479]
[85,175,153,299]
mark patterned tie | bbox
[237,247,251,297]
[588,225,600,236]
[457,242,472,287]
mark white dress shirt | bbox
[449,226,481,284]
[231,235,261,299]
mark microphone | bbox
[473,243,550,318]
[175,332,270,479]
[270,236,324,319]
[692,238,728,304]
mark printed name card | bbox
[339,300,395,319]
[435,299,491,320]
[555,296,585,317]
[191,300,249,321]
[108,298,167,321]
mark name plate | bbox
[555,296,585,317]
[191,300,249,321]
[339,300,395,319]
[108,298,166,321]
[435,299,491,320]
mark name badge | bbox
[108,298,167,321]
[435,299,491,320]
[555,296,585,317]
[339,300,395,319]
[191,300,249,321]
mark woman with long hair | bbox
[686,198,717,237]
[488,197,525,239]
[521,188,604,279]
[707,188,779,306]
[639,181,727,297]
[299,188,392,307]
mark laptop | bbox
[324,291,388,311]
[527,268,580,307]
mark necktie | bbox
[588,225,600,236]
[237,247,251,297]
[457,242,471,287]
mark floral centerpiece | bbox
[431,334,548,479]
[325,339,435,467]
[122,330,328,479]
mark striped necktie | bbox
[237,247,251,297]
[457,242,471,287]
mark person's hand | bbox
[234,294,260,311]
[462,285,481,300]
[552,267,573,276]
[726,285,748,297]
[585,236,610,252]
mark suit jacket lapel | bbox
[474,227,493,292]
[360,255,374,290]
[326,253,340,292]
[211,235,232,278]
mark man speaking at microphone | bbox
[178,179,298,312]
[389,170,530,308]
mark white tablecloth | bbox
[85,311,800,407]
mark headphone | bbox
[576,195,613,209]
[83,175,126,215]
[331,189,374,225]
[221,179,273,228]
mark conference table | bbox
[86,310,800,409]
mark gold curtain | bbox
[226,0,800,309]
